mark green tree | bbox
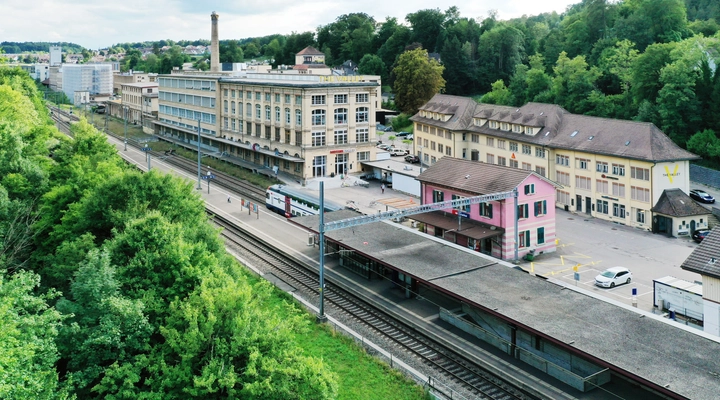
[481,80,513,105]
[220,40,244,63]
[0,271,66,399]
[441,36,471,95]
[392,48,445,115]
[406,8,446,52]
[551,51,601,113]
[477,24,526,88]
[357,54,386,80]
[687,129,720,165]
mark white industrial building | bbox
[50,46,62,66]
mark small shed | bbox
[651,188,710,237]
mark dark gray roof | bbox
[651,188,711,217]
[410,94,478,132]
[417,157,559,194]
[412,94,699,163]
[682,227,720,279]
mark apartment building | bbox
[155,73,379,181]
[61,63,113,102]
[410,94,699,230]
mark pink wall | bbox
[421,174,557,259]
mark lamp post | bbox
[205,169,215,194]
[318,181,327,322]
[123,106,128,151]
[197,118,202,190]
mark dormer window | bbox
[501,122,509,131]
[474,118,481,126]
[513,124,522,133]
[489,121,498,129]
[433,112,439,120]
[525,127,534,135]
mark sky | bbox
[0,0,579,50]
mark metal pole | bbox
[147,152,151,171]
[318,181,327,322]
[197,119,202,190]
[123,107,128,151]
[514,188,519,262]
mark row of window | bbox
[556,191,648,223]
[310,108,369,126]
[556,157,650,180]
[159,78,215,91]
[431,190,547,219]
[310,129,369,146]
[421,139,453,156]
[310,93,369,105]
[160,91,216,108]
[568,174,651,201]
[519,227,546,248]
[159,105,216,124]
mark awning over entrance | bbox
[410,210,504,240]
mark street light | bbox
[197,119,202,190]
[123,106,128,151]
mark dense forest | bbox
[0,41,85,54]
[0,68,342,398]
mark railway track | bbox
[211,209,536,400]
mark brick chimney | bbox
[210,12,220,72]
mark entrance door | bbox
[691,220,696,234]
[335,153,348,175]
[312,155,326,177]
[576,195,583,212]
[586,197,592,215]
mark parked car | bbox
[376,144,392,151]
[406,134,414,140]
[594,267,632,288]
[376,123,388,132]
[390,148,409,156]
[693,229,711,243]
[689,189,715,204]
[383,126,394,132]
[404,154,420,163]
[396,131,411,137]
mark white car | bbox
[594,267,632,288]
[390,148,409,156]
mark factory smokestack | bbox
[210,12,220,72]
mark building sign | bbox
[664,165,680,183]
[319,75,365,83]
[329,149,356,154]
[451,209,471,218]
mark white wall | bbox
[653,161,690,202]
[704,300,720,337]
[391,172,420,197]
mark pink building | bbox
[413,157,559,260]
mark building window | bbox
[356,107,369,123]
[487,154,495,164]
[311,109,325,126]
[522,162,532,170]
[519,230,530,248]
[577,158,589,170]
[576,176,592,190]
[265,126,271,139]
[295,130,302,145]
[274,127,280,141]
[612,182,626,197]
[596,161,608,173]
[438,144,444,153]
[295,95,302,105]
[556,154,569,166]
[513,124,522,133]
[334,94,348,104]
[597,200,609,214]
[265,105,271,120]
[446,146,452,156]
[534,200,547,217]
[524,183,535,195]
[275,106,280,121]
[285,108,291,124]
[497,140,506,149]
[246,103,252,117]
[489,121,498,129]
[312,131,326,146]
[311,95,326,105]
[557,190,570,205]
[285,94,290,103]
[246,91,251,98]
[334,108,348,125]
[509,142,518,152]
[486,137,494,147]
[631,186,650,202]
[597,180,608,194]
[498,156,507,166]
[612,163,625,176]
[255,92,261,100]
[237,103,242,115]
[231,119,236,131]
[518,203,529,218]
[479,203,493,218]
[223,89,228,97]
[275,93,280,102]
[522,144,531,155]
[356,128,368,142]
[636,209,646,224]
[246,122,252,135]
[535,147,546,158]
[223,100,228,113]
[432,190,444,203]
[556,171,570,186]
[296,109,302,125]
[613,203,626,218]
[223,117,228,129]
[510,159,519,168]
[631,167,650,181]
[431,141,436,151]
[255,104,261,118]
[265,93,271,101]
[472,134,479,143]
[357,151,370,161]
[356,93,368,103]
[537,227,545,244]
[334,129,348,144]
[452,194,470,212]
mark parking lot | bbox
[522,209,700,312]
